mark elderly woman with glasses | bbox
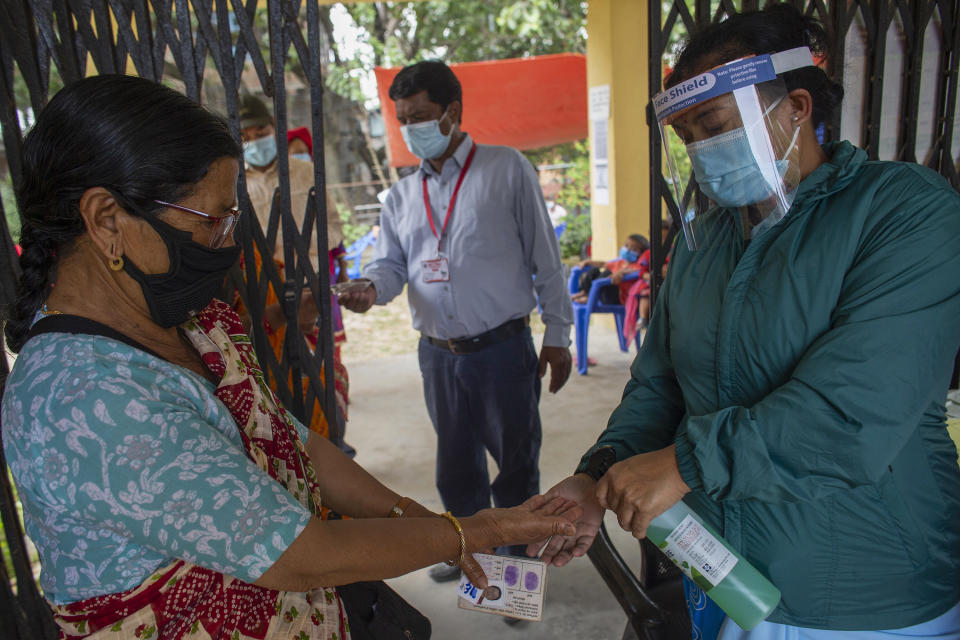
[0,75,576,640]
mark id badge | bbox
[422,256,449,282]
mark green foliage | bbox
[664,129,692,202]
[523,139,589,214]
[555,140,590,214]
[558,210,591,260]
[0,470,40,597]
[338,203,370,247]
[523,140,589,260]
[4,60,63,248]
[332,0,587,100]
[2,178,20,245]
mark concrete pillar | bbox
[586,0,650,259]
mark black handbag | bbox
[338,580,431,639]
[578,266,609,293]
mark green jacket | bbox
[580,142,960,629]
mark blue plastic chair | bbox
[343,229,378,279]
[569,265,639,375]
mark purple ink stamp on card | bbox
[524,570,539,591]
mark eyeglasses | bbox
[153,199,243,248]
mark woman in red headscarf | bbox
[286,127,351,422]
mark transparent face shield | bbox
[653,47,815,250]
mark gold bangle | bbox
[388,496,413,518]
[440,511,465,567]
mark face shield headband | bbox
[653,46,816,251]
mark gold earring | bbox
[110,256,124,271]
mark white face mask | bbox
[400,110,452,160]
[243,134,278,167]
[291,153,312,163]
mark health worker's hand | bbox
[596,444,690,540]
[460,495,579,589]
[525,474,604,567]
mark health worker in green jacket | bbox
[532,4,960,639]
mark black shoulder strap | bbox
[26,314,166,361]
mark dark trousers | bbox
[418,329,542,524]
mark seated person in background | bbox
[1,75,577,640]
[572,233,650,304]
[626,219,675,331]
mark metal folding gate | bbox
[0,2,337,637]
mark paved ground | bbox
[343,315,647,639]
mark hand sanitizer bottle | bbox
[584,446,781,630]
[647,500,781,630]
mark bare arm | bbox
[302,430,410,519]
[254,433,578,590]
[254,496,578,591]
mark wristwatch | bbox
[583,445,617,482]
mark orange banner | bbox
[375,54,588,167]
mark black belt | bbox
[422,316,529,354]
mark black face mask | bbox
[122,213,241,328]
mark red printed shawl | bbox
[51,300,349,640]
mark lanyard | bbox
[423,142,477,255]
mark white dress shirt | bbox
[364,134,573,347]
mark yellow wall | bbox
[83,11,137,76]
[586,0,650,259]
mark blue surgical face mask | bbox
[400,110,452,160]
[292,153,312,163]
[243,134,278,167]
[619,246,639,263]
[686,125,799,208]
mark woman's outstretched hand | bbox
[458,495,580,589]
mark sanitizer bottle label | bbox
[661,514,738,590]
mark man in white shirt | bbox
[339,61,573,581]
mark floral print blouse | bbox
[1,332,312,604]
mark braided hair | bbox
[4,74,241,352]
